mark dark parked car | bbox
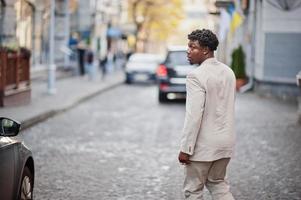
[0,117,34,200]
[156,46,196,102]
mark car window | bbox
[166,51,189,66]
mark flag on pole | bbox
[230,11,243,35]
[218,8,231,42]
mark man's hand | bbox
[178,151,191,165]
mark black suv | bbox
[156,46,195,102]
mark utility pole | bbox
[64,0,70,68]
[48,0,56,94]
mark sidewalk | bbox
[30,66,75,82]
[0,70,125,130]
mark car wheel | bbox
[125,74,133,84]
[125,78,132,84]
[20,166,33,200]
[159,92,168,103]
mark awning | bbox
[215,0,234,8]
[107,27,122,39]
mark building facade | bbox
[253,0,301,101]
[0,0,127,68]
[216,0,301,102]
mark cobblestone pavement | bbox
[20,84,301,200]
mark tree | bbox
[128,0,183,52]
[230,45,247,79]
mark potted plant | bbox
[230,45,247,90]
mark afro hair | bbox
[188,29,219,51]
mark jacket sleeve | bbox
[180,73,206,155]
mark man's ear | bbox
[203,46,210,55]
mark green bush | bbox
[230,45,247,79]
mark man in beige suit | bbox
[178,29,236,200]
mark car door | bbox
[0,137,16,200]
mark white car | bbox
[125,53,163,84]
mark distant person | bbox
[126,50,133,61]
[69,33,78,48]
[68,33,79,62]
[85,49,96,80]
[124,50,133,70]
[106,51,115,73]
[77,41,86,76]
[178,29,236,200]
[99,55,107,80]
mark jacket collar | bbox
[200,57,218,67]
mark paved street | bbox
[20,84,301,200]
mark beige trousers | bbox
[183,158,235,200]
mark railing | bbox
[0,47,31,107]
[297,71,301,87]
[297,71,301,124]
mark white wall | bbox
[254,1,301,82]
[263,1,301,33]
[78,0,92,32]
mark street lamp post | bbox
[48,0,56,94]
[64,0,70,68]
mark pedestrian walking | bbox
[106,51,116,73]
[99,55,107,80]
[178,29,236,200]
[85,49,96,80]
[77,40,87,76]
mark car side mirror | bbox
[0,117,21,137]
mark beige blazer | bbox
[180,57,236,162]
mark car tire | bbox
[125,78,132,84]
[19,166,33,200]
[159,92,168,103]
[125,73,133,84]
